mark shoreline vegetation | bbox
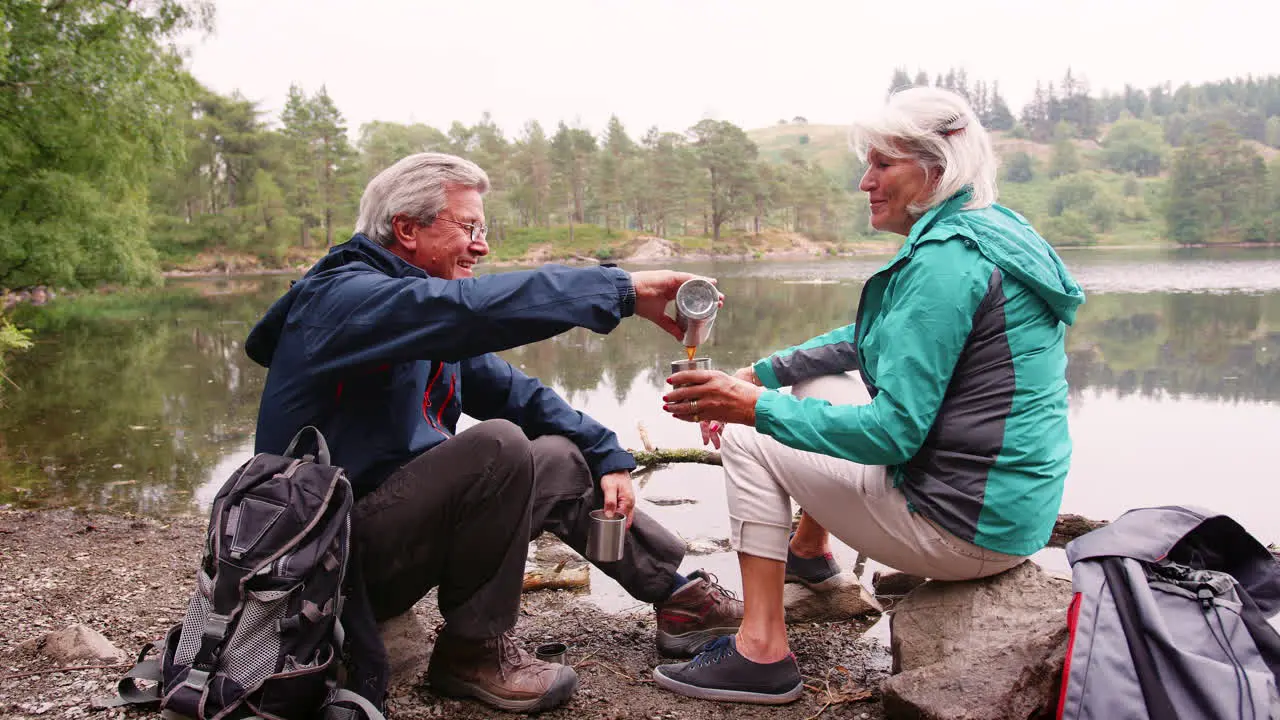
[152,230,1280,280]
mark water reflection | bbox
[1,249,1278,525]
[1,280,284,513]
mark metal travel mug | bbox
[674,278,718,348]
[586,509,626,563]
[670,357,711,384]
[534,642,569,665]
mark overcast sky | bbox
[181,0,1280,139]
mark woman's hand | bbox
[699,420,723,449]
[733,365,762,386]
[663,369,764,429]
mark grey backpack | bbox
[1058,505,1280,720]
[97,426,384,720]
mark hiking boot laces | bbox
[496,631,526,679]
[701,572,739,602]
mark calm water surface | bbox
[4,248,1279,609]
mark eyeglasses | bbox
[433,215,488,243]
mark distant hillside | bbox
[748,122,1099,171]
[748,122,1278,173]
[748,123,856,173]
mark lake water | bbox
[4,248,1280,610]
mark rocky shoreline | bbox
[0,508,891,720]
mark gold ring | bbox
[693,414,700,423]
[691,399,698,413]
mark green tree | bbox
[1164,124,1264,244]
[1040,210,1096,245]
[1102,119,1168,177]
[1048,136,1081,179]
[888,67,912,96]
[356,121,449,181]
[986,82,1016,131]
[279,85,320,247]
[550,123,597,237]
[1049,174,1098,216]
[1266,117,1280,149]
[595,115,636,232]
[509,121,553,227]
[1166,142,1212,244]
[1004,152,1035,183]
[307,87,358,246]
[689,120,758,242]
[278,85,357,248]
[0,0,212,289]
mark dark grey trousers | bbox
[351,419,685,639]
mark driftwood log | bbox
[629,445,1108,550]
[523,562,590,592]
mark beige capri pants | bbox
[720,372,1026,581]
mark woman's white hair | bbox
[355,152,491,247]
[851,86,998,215]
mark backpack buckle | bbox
[183,668,210,692]
[203,614,231,643]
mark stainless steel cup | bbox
[534,642,569,664]
[586,509,626,563]
[670,357,711,385]
[675,278,718,348]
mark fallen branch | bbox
[630,448,721,467]
[522,563,590,592]
[636,422,655,453]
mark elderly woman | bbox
[653,86,1085,704]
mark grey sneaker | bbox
[653,636,803,705]
[785,536,842,591]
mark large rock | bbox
[19,624,127,664]
[881,561,1072,719]
[873,571,928,600]
[882,623,1068,720]
[379,610,434,688]
[784,573,882,623]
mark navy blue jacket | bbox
[245,234,639,498]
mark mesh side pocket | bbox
[172,570,215,667]
[220,595,288,689]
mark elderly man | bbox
[245,153,742,714]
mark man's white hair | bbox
[850,86,998,215]
[355,152,491,247]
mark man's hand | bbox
[600,470,636,528]
[628,270,721,342]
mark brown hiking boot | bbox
[655,570,745,657]
[426,630,579,713]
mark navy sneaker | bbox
[785,536,842,591]
[652,636,804,705]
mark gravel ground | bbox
[0,508,888,719]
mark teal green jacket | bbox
[752,192,1085,556]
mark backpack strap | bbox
[1102,558,1180,720]
[322,688,388,720]
[284,425,331,465]
[90,628,175,709]
[1236,587,1280,681]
